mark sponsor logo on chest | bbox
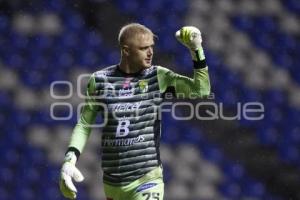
[113,102,142,112]
[119,78,134,96]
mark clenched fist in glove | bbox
[59,151,84,199]
[175,26,206,63]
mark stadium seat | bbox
[242,178,266,199]
[219,179,241,199]
[282,0,300,15]
[222,162,245,181]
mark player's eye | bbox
[140,47,148,50]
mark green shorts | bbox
[103,166,164,200]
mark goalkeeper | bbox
[59,23,210,200]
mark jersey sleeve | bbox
[157,66,210,98]
[68,74,98,154]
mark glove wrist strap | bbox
[190,47,205,61]
[64,151,77,165]
[190,47,207,69]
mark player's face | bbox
[127,33,154,69]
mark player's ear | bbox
[121,45,130,56]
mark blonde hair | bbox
[118,23,155,46]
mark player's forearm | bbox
[67,105,97,157]
[191,66,210,97]
[190,47,210,97]
[172,66,210,98]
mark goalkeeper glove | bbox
[175,26,205,62]
[59,151,84,199]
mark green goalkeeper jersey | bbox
[68,64,210,186]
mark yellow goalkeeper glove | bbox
[175,26,205,61]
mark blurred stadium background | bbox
[0,0,300,199]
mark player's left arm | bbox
[157,26,210,98]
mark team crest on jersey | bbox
[138,80,149,93]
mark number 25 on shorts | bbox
[142,192,160,200]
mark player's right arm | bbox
[67,74,99,154]
[59,74,99,199]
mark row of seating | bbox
[232,15,300,84]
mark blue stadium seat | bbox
[255,16,276,33]
[42,185,63,200]
[219,179,241,199]
[0,167,14,187]
[139,0,162,13]
[256,126,279,146]
[115,0,139,14]
[0,186,10,200]
[45,0,66,12]
[162,164,172,184]
[10,33,29,51]
[63,12,85,31]
[232,15,254,32]
[39,168,56,186]
[25,147,47,166]
[164,0,187,14]
[173,49,192,71]
[52,52,74,70]
[14,109,32,128]
[290,63,300,84]
[0,15,9,32]
[3,148,20,167]
[222,162,245,182]
[20,167,40,186]
[279,144,300,164]
[161,125,181,145]
[79,50,100,67]
[85,31,103,49]
[263,106,284,126]
[264,90,286,106]
[33,35,55,50]
[15,186,35,200]
[181,127,205,146]
[284,127,300,145]
[201,143,224,164]
[242,178,266,198]
[138,15,159,31]
[58,31,80,49]
[5,128,24,148]
[158,32,178,53]
[282,0,300,15]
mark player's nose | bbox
[147,47,153,56]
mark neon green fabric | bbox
[68,104,97,153]
[103,166,164,200]
[157,66,210,98]
[68,74,98,153]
